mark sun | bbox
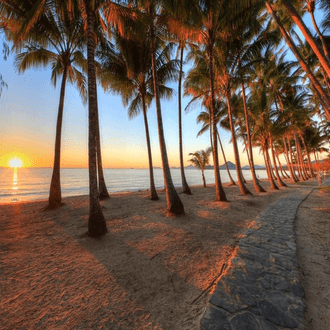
[9,158,23,168]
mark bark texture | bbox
[142,93,158,201]
[178,46,192,195]
[226,94,251,195]
[86,4,107,237]
[241,82,265,192]
[149,16,184,214]
[47,66,68,209]
[266,1,330,120]
[209,46,227,201]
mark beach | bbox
[0,179,329,329]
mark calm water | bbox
[0,167,268,204]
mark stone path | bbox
[200,186,313,330]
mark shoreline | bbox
[0,180,247,206]
[0,168,270,204]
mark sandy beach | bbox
[0,179,329,329]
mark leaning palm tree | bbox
[98,35,179,201]
[265,1,330,119]
[127,1,185,214]
[188,147,212,187]
[5,5,87,209]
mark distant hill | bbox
[219,161,236,170]
[242,164,265,170]
[204,161,236,170]
[185,165,195,169]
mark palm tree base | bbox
[255,187,266,193]
[150,193,159,201]
[167,200,185,215]
[99,192,110,200]
[182,188,193,195]
[88,207,108,237]
[253,182,266,193]
[44,201,65,211]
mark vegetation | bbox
[1,0,330,235]
[188,147,212,187]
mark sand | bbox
[0,179,329,329]
[295,185,330,330]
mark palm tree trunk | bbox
[150,18,184,214]
[265,1,330,120]
[280,0,330,79]
[289,141,298,179]
[276,153,289,179]
[264,149,279,189]
[309,8,330,61]
[95,88,110,200]
[270,135,287,187]
[142,92,158,200]
[288,137,300,181]
[283,137,297,182]
[314,151,320,170]
[281,152,290,178]
[209,109,214,151]
[217,131,235,185]
[202,170,206,187]
[241,81,265,192]
[299,133,314,177]
[225,93,251,195]
[47,65,68,209]
[296,136,309,180]
[85,4,107,237]
[209,45,227,201]
[178,45,192,195]
[293,135,305,180]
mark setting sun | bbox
[9,158,23,168]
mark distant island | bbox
[185,161,265,170]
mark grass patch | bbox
[297,182,309,186]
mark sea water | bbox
[0,167,268,204]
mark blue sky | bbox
[0,7,325,168]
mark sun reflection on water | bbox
[12,168,18,190]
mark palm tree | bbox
[265,1,330,120]
[306,0,330,60]
[279,0,330,79]
[177,42,192,194]
[136,2,184,214]
[195,109,236,186]
[68,0,132,235]
[98,34,179,201]
[188,147,212,187]
[4,4,88,209]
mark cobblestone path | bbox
[200,187,312,330]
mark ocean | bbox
[0,167,268,204]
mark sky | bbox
[0,8,326,169]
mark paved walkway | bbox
[200,186,313,330]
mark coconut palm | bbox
[188,147,212,187]
[3,3,88,209]
[126,1,185,214]
[279,0,330,79]
[177,42,192,194]
[306,0,330,60]
[98,34,179,201]
[265,1,330,119]
[0,0,133,235]
[196,109,236,186]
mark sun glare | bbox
[9,158,23,168]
